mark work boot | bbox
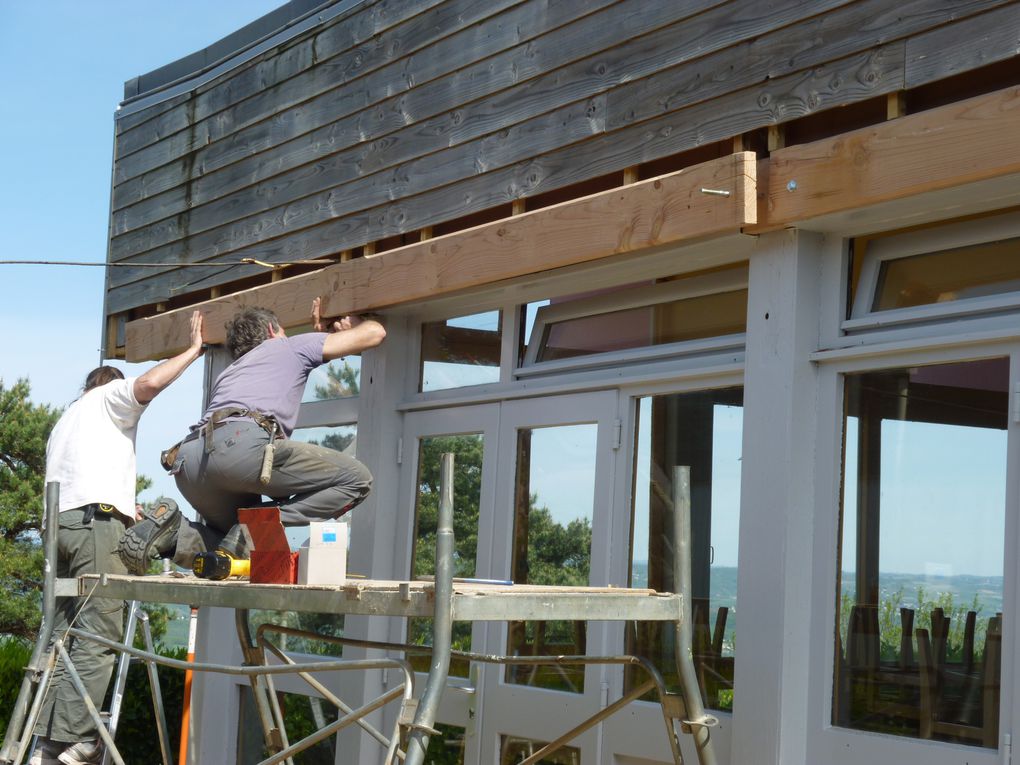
[57,740,102,765]
[217,523,250,559]
[28,738,61,765]
[117,498,181,575]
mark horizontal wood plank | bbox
[610,0,1015,129]
[113,0,454,159]
[108,0,861,265]
[109,0,700,215]
[112,0,528,182]
[905,3,1020,86]
[123,153,756,360]
[105,44,899,310]
[756,84,1020,229]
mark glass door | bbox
[477,391,618,764]
[397,404,500,765]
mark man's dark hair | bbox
[83,366,125,393]
[226,307,281,359]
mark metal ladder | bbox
[0,484,172,765]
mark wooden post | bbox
[419,227,433,241]
[363,242,377,257]
[767,125,785,153]
[512,199,526,215]
[886,91,907,120]
[622,165,640,185]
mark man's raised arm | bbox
[134,311,206,404]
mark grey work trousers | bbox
[171,421,372,565]
[34,508,127,744]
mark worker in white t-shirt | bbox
[30,312,205,765]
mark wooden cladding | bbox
[104,0,1020,321]
[124,152,756,360]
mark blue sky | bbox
[0,1,284,515]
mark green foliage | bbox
[0,635,32,742]
[106,645,185,761]
[313,361,360,400]
[0,379,61,638]
[0,637,185,757]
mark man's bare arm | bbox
[134,311,206,404]
[313,297,386,361]
[322,316,386,361]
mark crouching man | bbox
[31,312,205,765]
[118,300,386,573]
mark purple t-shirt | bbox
[196,333,327,437]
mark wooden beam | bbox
[125,152,756,361]
[753,84,1020,232]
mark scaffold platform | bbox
[2,457,717,765]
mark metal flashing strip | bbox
[117,0,367,118]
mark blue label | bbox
[322,532,337,543]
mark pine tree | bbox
[0,379,60,638]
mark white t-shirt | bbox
[45,377,146,522]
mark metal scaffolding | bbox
[1,456,717,765]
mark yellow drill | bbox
[192,551,250,580]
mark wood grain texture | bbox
[757,85,1020,229]
[109,0,726,240]
[106,46,900,312]
[112,0,525,182]
[109,0,699,215]
[113,0,451,158]
[905,3,1020,86]
[122,153,756,361]
[109,0,847,264]
[109,0,625,222]
[610,0,1014,129]
[109,94,608,272]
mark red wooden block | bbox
[237,507,297,584]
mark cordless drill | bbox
[192,551,250,580]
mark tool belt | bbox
[160,408,281,484]
[80,503,119,524]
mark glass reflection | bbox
[410,434,484,677]
[835,359,1006,746]
[301,356,362,403]
[507,424,596,693]
[421,311,501,392]
[628,388,742,711]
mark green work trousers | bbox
[34,508,127,744]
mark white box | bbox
[297,521,348,585]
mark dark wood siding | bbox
[105,0,1020,317]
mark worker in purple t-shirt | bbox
[118,301,386,573]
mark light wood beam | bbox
[125,152,756,361]
[753,84,1020,232]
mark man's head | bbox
[83,365,125,393]
[225,307,282,359]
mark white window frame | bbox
[519,267,749,374]
[805,339,1019,765]
[845,211,1020,333]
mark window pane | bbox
[537,290,747,362]
[410,434,484,677]
[427,723,467,764]
[421,311,501,392]
[507,424,596,693]
[500,735,580,764]
[834,359,1007,746]
[248,425,358,657]
[872,237,1020,312]
[238,688,339,764]
[628,389,742,711]
[302,357,361,402]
